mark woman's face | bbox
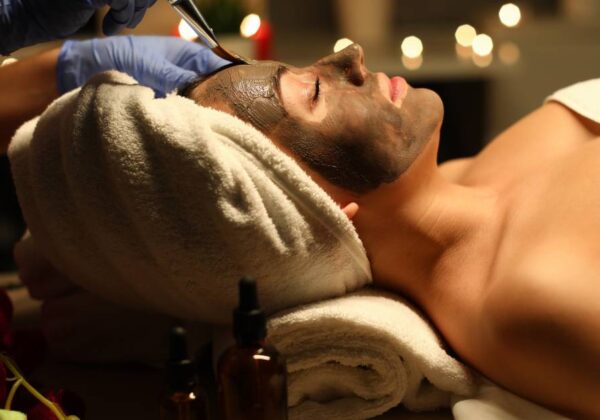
[189,44,443,193]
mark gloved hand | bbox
[57,35,230,97]
[0,0,157,55]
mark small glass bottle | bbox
[160,325,207,420]
[217,277,288,420]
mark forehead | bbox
[190,61,295,133]
[195,61,287,94]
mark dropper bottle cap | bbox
[233,276,267,345]
[166,325,197,392]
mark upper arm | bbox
[0,48,60,154]
[458,102,598,186]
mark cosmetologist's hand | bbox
[0,0,158,55]
[57,35,230,97]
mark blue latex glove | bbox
[0,0,157,55]
[57,36,230,97]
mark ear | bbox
[341,202,359,220]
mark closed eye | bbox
[313,76,320,103]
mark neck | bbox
[354,139,503,311]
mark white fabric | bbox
[258,289,475,419]
[8,71,371,324]
[451,382,569,420]
[546,78,600,123]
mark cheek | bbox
[321,95,372,136]
[324,95,400,148]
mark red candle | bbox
[252,19,273,60]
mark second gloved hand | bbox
[57,36,231,97]
[0,0,157,55]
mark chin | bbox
[413,87,444,126]
[399,87,443,159]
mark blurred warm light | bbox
[499,3,521,27]
[0,58,18,67]
[472,33,494,56]
[178,19,198,41]
[240,13,261,38]
[472,53,493,68]
[499,41,520,65]
[455,43,472,60]
[402,55,423,70]
[401,36,423,59]
[333,38,354,53]
[455,24,477,47]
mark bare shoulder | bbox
[492,140,600,295]
[456,102,599,187]
[440,100,600,185]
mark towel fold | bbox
[8,71,371,323]
[17,234,476,418]
[214,288,477,419]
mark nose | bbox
[317,43,366,86]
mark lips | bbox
[390,76,408,103]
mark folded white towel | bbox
[546,78,600,124]
[17,231,476,418]
[214,288,477,419]
[8,71,371,323]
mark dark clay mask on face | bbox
[197,63,287,133]
[273,69,409,193]
[270,45,441,193]
[191,45,441,194]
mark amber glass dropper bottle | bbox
[217,276,288,420]
[160,325,207,420]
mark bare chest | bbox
[490,140,600,292]
[454,102,600,291]
[436,131,600,360]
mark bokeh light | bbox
[178,19,198,41]
[499,3,521,27]
[455,24,477,47]
[472,33,494,56]
[472,53,493,68]
[499,41,520,65]
[240,13,261,38]
[333,38,354,53]
[401,36,423,59]
[0,58,18,67]
[402,55,423,70]
[455,43,472,60]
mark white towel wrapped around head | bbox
[8,71,372,323]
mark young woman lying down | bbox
[180,44,600,417]
[3,38,600,418]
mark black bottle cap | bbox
[233,277,267,345]
[166,325,197,392]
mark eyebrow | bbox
[274,65,288,106]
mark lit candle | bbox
[253,19,273,60]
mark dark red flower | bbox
[7,329,46,375]
[27,388,85,420]
[0,361,7,405]
[0,288,13,337]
